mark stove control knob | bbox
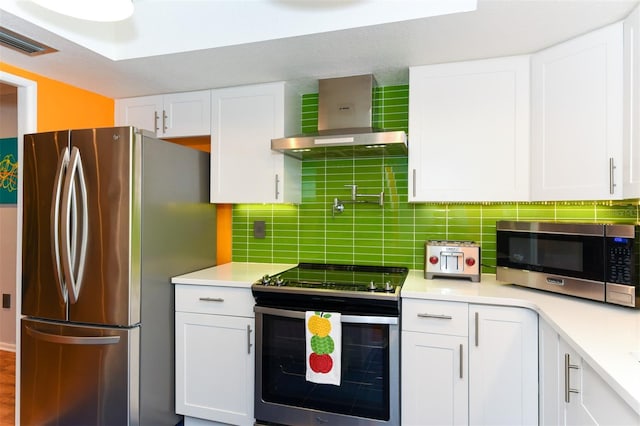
[384,281,394,292]
[260,275,271,286]
[429,255,439,265]
[465,257,476,267]
[274,276,285,286]
[368,281,377,291]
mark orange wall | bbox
[0,63,114,131]
[1,62,231,265]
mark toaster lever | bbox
[442,251,463,271]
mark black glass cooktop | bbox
[253,263,409,295]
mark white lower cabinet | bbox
[175,284,255,426]
[468,304,538,426]
[402,300,538,426]
[402,331,468,425]
[539,318,639,426]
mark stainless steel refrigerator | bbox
[20,126,216,425]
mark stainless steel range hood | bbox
[272,74,407,160]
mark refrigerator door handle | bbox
[60,146,89,304]
[51,147,70,304]
[25,324,121,345]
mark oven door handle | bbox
[254,306,398,325]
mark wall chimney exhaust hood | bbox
[272,74,407,160]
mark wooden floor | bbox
[0,350,15,426]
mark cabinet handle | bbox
[459,344,464,379]
[199,297,224,302]
[247,325,253,354]
[154,111,159,132]
[609,157,616,195]
[474,312,479,346]
[412,169,417,198]
[417,313,452,320]
[564,353,580,403]
[275,174,280,200]
[163,109,168,133]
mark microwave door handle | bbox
[50,147,70,304]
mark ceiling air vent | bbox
[0,26,57,56]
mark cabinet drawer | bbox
[175,284,254,317]
[402,299,468,336]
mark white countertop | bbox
[172,262,640,414]
[171,262,296,288]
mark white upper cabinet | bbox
[210,82,301,204]
[623,5,640,198]
[409,55,530,202]
[115,90,211,138]
[115,95,162,134]
[531,23,624,201]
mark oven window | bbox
[260,314,390,420]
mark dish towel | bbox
[305,311,341,386]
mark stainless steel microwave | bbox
[496,221,639,308]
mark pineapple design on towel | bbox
[307,312,334,373]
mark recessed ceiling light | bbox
[31,0,134,22]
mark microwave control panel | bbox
[606,235,637,285]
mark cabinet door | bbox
[175,312,254,426]
[115,95,163,135]
[623,6,640,198]
[162,90,211,137]
[531,23,623,201]
[559,339,639,426]
[210,82,300,203]
[559,340,598,426]
[468,305,538,426]
[401,331,468,426]
[408,56,530,202]
[538,317,562,425]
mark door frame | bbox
[0,70,37,426]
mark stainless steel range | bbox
[252,263,408,426]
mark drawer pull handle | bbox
[199,297,224,302]
[417,313,453,320]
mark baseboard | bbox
[0,342,16,352]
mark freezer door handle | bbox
[25,324,121,346]
[60,146,89,304]
[51,147,71,304]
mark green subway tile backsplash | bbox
[231,158,640,270]
[232,86,640,271]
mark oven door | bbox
[254,306,399,426]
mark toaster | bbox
[425,240,481,282]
